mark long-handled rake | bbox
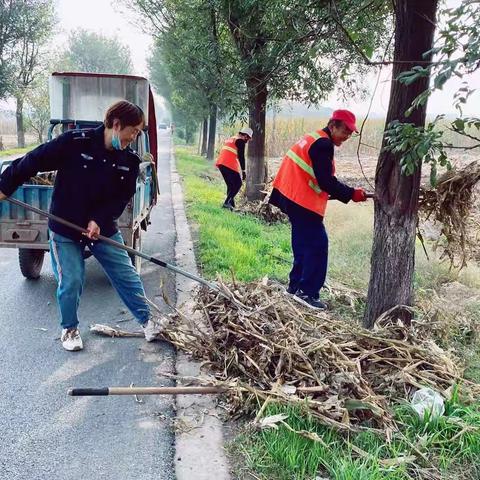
[5,197,222,294]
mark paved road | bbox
[0,131,177,479]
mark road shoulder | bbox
[170,143,231,480]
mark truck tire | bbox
[19,249,45,279]
[128,230,142,273]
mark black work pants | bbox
[218,165,242,207]
[287,210,328,299]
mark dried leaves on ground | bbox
[235,198,287,224]
[162,279,479,433]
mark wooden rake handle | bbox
[68,386,227,396]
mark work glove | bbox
[352,188,367,202]
[242,170,246,181]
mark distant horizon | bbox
[0,99,470,123]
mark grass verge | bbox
[0,144,38,157]
[175,146,480,480]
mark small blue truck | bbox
[0,72,159,278]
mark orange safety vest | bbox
[215,137,240,173]
[272,130,336,217]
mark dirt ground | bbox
[267,148,480,276]
[267,150,480,190]
[267,152,480,233]
[0,133,37,150]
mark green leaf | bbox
[430,164,437,187]
[452,118,465,131]
[364,44,374,60]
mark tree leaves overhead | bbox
[0,0,55,99]
[125,0,391,197]
[219,0,391,104]
[9,1,55,96]
[385,1,480,185]
[59,29,133,74]
[137,0,245,135]
[127,0,391,119]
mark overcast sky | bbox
[45,0,480,118]
[55,0,152,74]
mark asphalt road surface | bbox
[0,131,177,479]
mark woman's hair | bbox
[104,100,145,129]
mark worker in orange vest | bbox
[215,127,253,210]
[269,110,369,309]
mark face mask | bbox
[111,131,123,150]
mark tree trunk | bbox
[201,117,208,157]
[363,0,438,328]
[185,121,195,144]
[206,104,217,161]
[16,95,25,148]
[246,79,267,201]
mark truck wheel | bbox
[19,249,45,279]
[129,230,142,273]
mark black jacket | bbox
[235,138,246,171]
[0,125,141,241]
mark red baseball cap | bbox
[330,109,358,133]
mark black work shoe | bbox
[222,203,234,211]
[293,290,327,310]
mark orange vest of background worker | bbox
[269,110,369,309]
[215,127,252,210]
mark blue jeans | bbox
[288,213,328,299]
[49,230,150,329]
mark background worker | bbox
[215,127,253,210]
[0,101,165,351]
[269,109,369,309]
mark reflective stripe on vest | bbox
[215,137,240,172]
[222,145,237,155]
[272,129,335,216]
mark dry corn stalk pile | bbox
[26,172,56,186]
[236,200,287,224]
[419,161,480,268]
[167,279,474,432]
[236,181,287,224]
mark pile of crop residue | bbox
[167,279,478,432]
[419,161,480,268]
[26,172,56,186]
[234,181,287,224]
[235,198,287,224]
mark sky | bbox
[329,65,480,117]
[55,0,152,76]
[327,0,480,117]
[5,0,480,118]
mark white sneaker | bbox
[61,328,83,351]
[143,317,168,342]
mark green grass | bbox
[177,144,377,287]
[232,399,480,480]
[0,144,38,157]
[176,147,291,282]
[175,146,480,480]
[176,146,480,291]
